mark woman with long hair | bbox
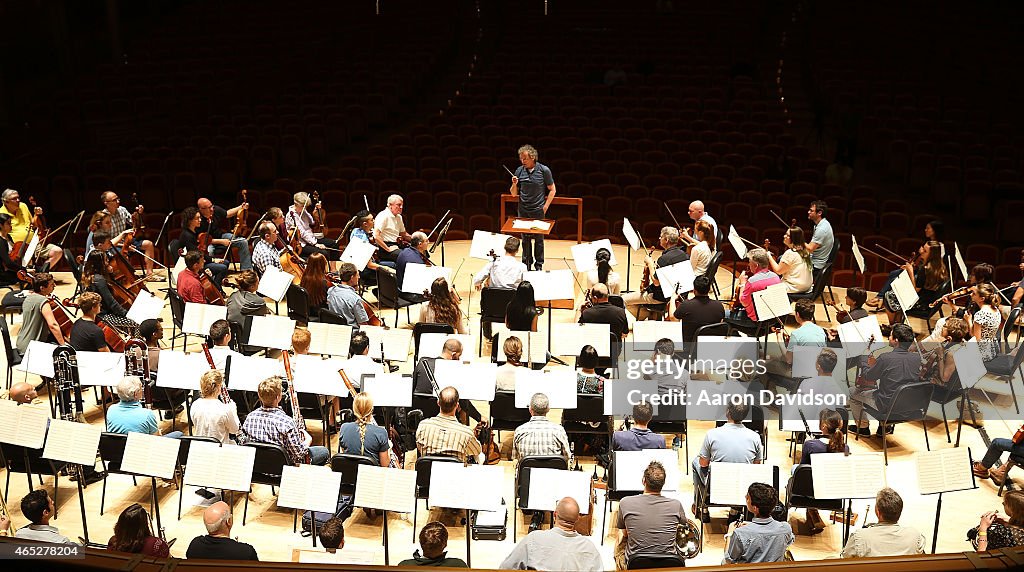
[505,280,539,332]
[970,490,1024,551]
[767,226,812,293]
[107,503,169,557]
[584,247,621,294]
[300,252,331,313]
[800,408,848,465]
[496,336,525,391]
[884,240,949,324]
[0,213,23,286]
[419,277,465,333]
[868,220,945,308]
[81,249,139,336]
[968,284,1003,362]
[689,220,717,277]
[575,345,605,394]
[339,393,390,466]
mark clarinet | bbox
[52,345,84,481]
[201,343,231,403]
[124,338,152,407]
[282,351,312,463]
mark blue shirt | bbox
[106,400,158,435]
[612,427,666,451]
[326,283,369,326]
[810,218,834,269]
[786,322,827,352]
[395,247,425,292]
[513,162,554,213]
[724,517,794,563]
[350,228,370,243]
[339,422,389,463]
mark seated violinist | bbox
[373,195,411,263]
[252,220,283,275]
[177,250,210,304]
[299,253,331,317]
[326,262,370,326]
[765,226,813,294]
[179,207,227,289]
[395,231,430,303]
[419,277,466,334]
[725,248,782,335]
[16,272,67,353]
[82,250,139,338]
[226,270,271,327]
[621,226,689,320]
[197,197,252,271]
[285,192,339,263]
[0,189,62,271]
[350,209,396,284]
[69,292,111,352]
[100,191,158,277]
[579,283,628,340]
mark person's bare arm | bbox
[543,183,557,214]
[39,304,65,345]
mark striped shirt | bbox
[513,416,570,462]
[415,414,481,462]
[108,206,133,237]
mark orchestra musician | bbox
[239,376,330,466]
[0,213,25,286]
[882,241,948,324]
[583,246,620,293]
[81,250,140,337]
[266,207,288,246]
[395,231,430,303]
[579,283,628,340]
[419,277,466,334]
[197,197,253,271]
[177,250,212,304]
[415,386,482,463]
[85,211,114,258]
[285,191,340,263]
[964,283,1003,362]
[69,292,111,352]
[373,195,411,263]
[190,370,239,446]
[867,220,944,309]
[849,323,921,436]
[178,207,228,290]
[621,226,689,320]
[806,200,835,284]
[349,209,395,284]
[921,263,992,344]
[105,375,183,439]
[509,144,557,271]
[225,270,271,348]
[724,248,782,335]
[670,275,725,346]
[100,191,158,277]
[688,220,716,277]
[326,262,371,326]
[252,220,283,275]
[505,281,539,332]
[765,226,813,294]
[15,272,66,353]
[339,393,391,467]
[0,189,62,270]
[680,200,719,247]
[763,299,826,379]
[473,236,526,290]
[299,252,330,316]
[345,331,387,391]
[206,319,245,370]
[496,336,525,391]
[1014,248,1024,307]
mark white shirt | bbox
[190,397,240,444]
[208,346,244,371]
[374,209,406,243]
[690,241,713,276]
[473,255,527,288]
[342,354,387,388]
[701,213,719,239]
[779,249,813,293]
[584,268,622,294]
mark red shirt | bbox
[177,268,205,304]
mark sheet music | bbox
[75,351,126,387]
[20,233,38,267]
[360,325,412,361]
[182,302,227,335]
[16,340,57,377]
[622,218,641,251]
[277,464,342,514]
[728,225,748,260]
[226,355,285,392]
[512,219,550,231]
[709,462,776,505]
[401,264,451,294]
[0,401,50,449]
[339,240,377,271]
[291,354,348,397]
[433,361,497,401]
[334,357,385,389]
[810,452,886,499]
[954,242,969,283]
[837,315,887,356]
[361,374,413,407]
[354,465,417,513]
[570,239,618,273]
[470,230,514,260]
[525,468,592,514]
[515,369,578,408]
[256,265,293,301]
[752,283,792,321]
[657,260,697,299]
[246,315,297,350]
[523,269,575,301]
[891,270,920,313]
[183,441,256,492]
[417,333,473,359]
[42,418,102,466]
[170,256,186,287]
[155,351,209,390]
[631,321,684,345]
[953,340,988,389]
[792,346,848,380]
[494,326,539,362]
[851,235,866,274]
[120,432,181,479]
[917,447,975,495]
[428,463,504,511]
[552,323,611,356]
[614,450,682,491]
[126,289,166,323]
[695,336,759,365]
[306,322,353,356]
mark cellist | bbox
[197,197,253,271]
[99,191,159,277]
[15,272,68,353]
[81,250,140,338]
[178,207,227,290]
[0,189,62,270]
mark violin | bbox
[854,335,879,390]
[1013,423,1024,445]
[231,190,250,239]
[931,286,972,308]
[640,246,657,291]
[770,325,791,346]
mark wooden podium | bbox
[500,217,556,235]
[499,194,584,243]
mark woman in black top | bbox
[0,213,25,286]
[179,206,228,288]
[505,281,539,331]
[81,250,138,337]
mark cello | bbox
[60,298,126,352]
[231,189,250,239]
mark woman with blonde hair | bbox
[189,369,239,445]
[766,226,812,293]
[689,220,717,277]
[419,277,466,333]
[967,284,1002,362]
[496,336,525,391]
[339,392,390,466]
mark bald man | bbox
[500,497,603,571]
[197,197,252,270]
[415,386,482,463]
[413,339,483,423]
[185,501,258,560]
[5,381,39,404]
[680,200,719,246]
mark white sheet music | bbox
[170,256,186,287]
[570,239,618,273]
[954,242,969,283]
[631,320,684,344]
[277,464,342,514]
[417,333,473,359]
[360,325,412,361]
[20,232,38,267]
[810,452,886,499]
[511,219,550,231]
[306,322,353,356]
[428,463,504,511]
[622,218,641,251]
[792,346,848,380]
[256,265,293,302]
[126,289,166,324]
[837,315,887,356]
[552,323,611,356]
[891,270,920,313]
[657,260,697,299]
[401,264,451,294]
[494,326,535,361]
[183,302,227,335]
[340,240,378,271]
[695,336,759,365]
[155,351,210,390]
[917,447,975,495]
[183,441,255,492]
[851,235,866,274]
[523,269,575,301]
[120,432,181,479]
[42,418,102,466]
[728,225,748,260]
[525,468,592,514]
[953,340,988,389]
[75,351,125,387]
[709,462,776,505]
[515,369,578,409]
[16,340,57,377]
[362,374,413,406]
[355,465,417,513]
[470,230,514,260]
[291,354,348,397]
[246,315,297,350]
[0,401,50,449]
[226,355,285,392]
[614,450,681,491]
[433,361,497,401]
[752,283,792,321]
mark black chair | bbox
[561,394,610,438]
[411,392,441,419]
[599,452,642,545]
[986,306,1024,414]
[0,317,22,389]
[412,455,461,543]
[286,283,314,325]
[0,442,69,518]
[704,250,725,298]
[789,261,835,321]
[330,453,378,497]
[854,382,934,465]
[785,464,846,535]
[513,456,569,541]
[166,289,190,350]
[63,248,84,299]
[98,432,144,515]
[688,321,730,361]
[318,307,349,326]
[489,391,531,440]
[229,316,264,356]
[296,390,333,452]
[373,268,415,327]
[596,333,623,377]
[242,442,289,525]
[413,322,455,361]
[905,279,952,331]
[478,287,516,353]
[175,436,220,519]
[628,553,688,569]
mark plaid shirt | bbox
[252,239,282,275]
[239,406,308,465]
[513,416,571,462]
[108,206,133,237]
[415,414,481,462]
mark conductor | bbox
[510,144,557,271]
